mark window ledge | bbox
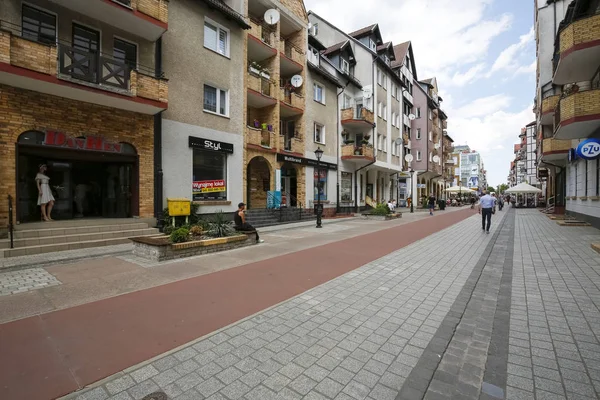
[590,196,600,201]
[314,100,326,106]
[203,45,231,59]
[193,201,231,206]
[203,110,230,119]
[314,141,326,146]
[580,196,588,201]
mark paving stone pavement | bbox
[506,210,600,400]
[0,268,61,296]
[66,210,505,400]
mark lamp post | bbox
[315,147,324,228]
[404,153,414,213]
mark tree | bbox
[497,183,509,194]
[487,186,496,193]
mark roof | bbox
[199,0,251,29]
[391,41,409,68]
[308,33,326,51]
[377,42,391,52]
[322,40,348,56]
[420,78,433,86]
[307,62,343,88]
[348,23,377,38]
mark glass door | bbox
[116,164,132,218]
[72,24,100,83]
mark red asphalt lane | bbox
[0,209,475,400]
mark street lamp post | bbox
[315,147,324,228]
[404,153,414,213]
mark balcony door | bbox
[71,24,100,83]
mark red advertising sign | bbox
[43,131,122,153]
[192,180,226,193]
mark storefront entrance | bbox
[281,163,298,207]
[247,156,271,209]
[16,131,138,223]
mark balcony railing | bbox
[281,39,304,64]
[402,133,409,146]
[279,135,303,153]
[58,44,130,90]
[554,87,600,138]
[341,144,374,159]
[249,18,275,47]
[246,126,273,148]
[247,72,275,97]
[541,94,559,115]
[280,88,304,110]
[341,107,375,125]
[542,138,571,154]
[553,13,600,83]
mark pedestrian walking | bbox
[470,196,476,209]
[478,190,495,234]
[428,194,436,216]
[234,202,264,243]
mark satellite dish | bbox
[404,154,414,163]
[409,114,416,120]
[433,155,440,163]
[290,75,303,88]
[362,87,373,99]
[434,143,440,149]
[264,9,280,25]
[395,137,403,146]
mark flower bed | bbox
[130,233,256,262]
[360,212,402,221]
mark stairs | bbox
[1,219,158,258]
[246,208,316,228]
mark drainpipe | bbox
[154,37,164,231]
[336,81,350,214]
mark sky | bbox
[304,0,536,187]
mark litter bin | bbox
[438,199,446,210]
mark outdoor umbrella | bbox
[444,186,476,193]
[504,183,542,194]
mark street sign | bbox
[576,139,600,160]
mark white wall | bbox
[566,158,600,218]
[162,119,244,214]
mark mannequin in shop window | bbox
[36,164,55,221]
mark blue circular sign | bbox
[576,139,600,160]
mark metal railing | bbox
[7,195,14,249]
[58,44,130,90]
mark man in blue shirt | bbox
[478,190,496,234]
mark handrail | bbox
[7,195,14,249]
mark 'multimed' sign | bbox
[43,131,122,153]
[575,139,600,160]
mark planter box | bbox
[360,213,402,221]
[130,233,255,261]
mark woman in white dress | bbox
[35,164,55,221]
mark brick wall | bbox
[560,14,600,54]
[560,89,600,122]
[280,0,308,21]
[9,36,57,75]
[0,84,155,227]
[135,0,169,24]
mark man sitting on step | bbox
[234,202,263,243]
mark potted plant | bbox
[362,138,370,145]
[249,62,262,75]
[344,139,355,145]
[260,67,271,80]
[261,123,268,130]
[354,146,362,155]
[364,134,371,141]
[253,119,260,128]
[267,124,273,132]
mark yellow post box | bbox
[167,198,191,226]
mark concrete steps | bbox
[1,219,158,258]
[246,208,316,228]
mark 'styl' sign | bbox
[44,131,122,153]
[575,139,600,160]
[188,136,234,153]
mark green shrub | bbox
[170,227,190,243]
[206,211,235,238]
[189,225,203,236]
[161,202,201,228]
[370,203,391,215]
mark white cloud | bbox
[449,63,487,87]
[514,60,536,76]
[452,94,512,119]
[488,27,535,76]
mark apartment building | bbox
[243,0,309,210]
[0,0,168,228]
[307,15,406,209]
[161,0,250,215]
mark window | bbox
[382,104,387,120]
[314,123,325,144]
[378,102,382,117]
[377,69,382,86]
[428,109,433,120]
[416,151,422,161]
[313,83,325,104]
[391,112,396,127]
[204,19,229,57]
[114,38,137,71]
[343,94,352,109]
[391,83,396,98]
[341,172,352,201]
[416,128,421,140]
[428,131,433,141]
[22,5,56,44]
[192,149,227,200]
[308,45,319,65]
[204,85,228,116]
[314,169,327,201]
[383,136,387,152]
[377,134,382,150]
[369,39,376,51]
[392,142,396,156]
[341,59,349,73]
[429,152,433,162]
[416,108,421,118]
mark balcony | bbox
[0,29,167,114]
[280,39,304,75]
[402,88,413,105]
[279,135,303,154]
[403,114,411,127]
[540,94,560,126]
[248,18,277,61]
[246,125,274,148]
[402,133,409,146]
[280,88,304,116]
[541,138,571,162]
[553,14,600,85]
[341,143,375,165]
[554,88,600,140]
[341,107,375,130]
[247,71,277,108]
[48,0,167,41]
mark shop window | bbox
[204,85,228,116]
[114,38,137,71]
[119,142,137,154]
[22,4,56,45]
[204,18,229,57]
[192,149,227,200]
[341,171,352,201]
[314,169,327,201]
[18,130,46,145]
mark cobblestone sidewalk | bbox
[0,268,61,296]
[66,211,505,400]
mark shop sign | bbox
[43,131,122,153]
[188,136,234,154]
[575,139,600,160]
[192,180,226,193]
[277,153,337,170]
[538,169,549,178]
